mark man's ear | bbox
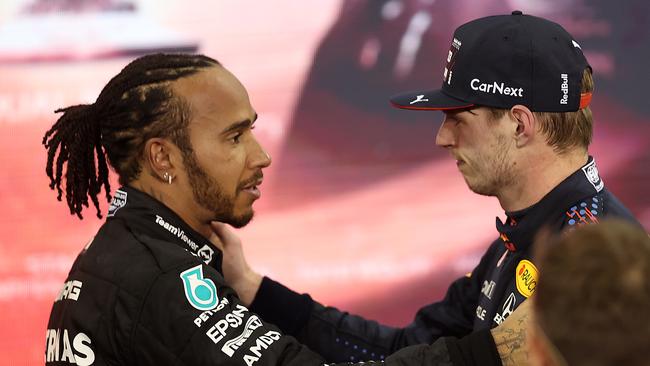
[143,138,179,182]
[510,105,537,148]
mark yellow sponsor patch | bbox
[515,259,538,298]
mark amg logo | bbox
[470,78,523,97]
[560,73,569,105]
[155,215,199,251]
[55,280,82,302]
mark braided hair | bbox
[43,53,219,219]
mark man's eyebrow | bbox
[220,113,258,135]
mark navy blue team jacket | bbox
[250,156,641,365]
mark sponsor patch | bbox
[481,280,496,300]
[55,280,83,302]
[222,315,264,356]
[409,94,429,104]
[443,37,462,85]
[470,78,523,97]
[45,329,95,365]
[581,159,604,192]
[107,189,127,217]
[180,265,219,311]
[560,73,569,105]
[197,245,215,264]
[515,260,538,298]
[155,215,202,254]
[493,292,517,325]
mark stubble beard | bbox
[464,136,516,197]
[182,149,254,228]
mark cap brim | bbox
[390,89,474,111]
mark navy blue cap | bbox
[391,11,592,112]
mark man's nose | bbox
[435,120,455,148]
[249,138,272,169]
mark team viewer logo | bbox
[515,260,538,298]
[180,265,219,311]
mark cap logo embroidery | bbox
[572,40,582,49]
[560,74,569,105]
[443,38,462,85]
[410,94,429,104]
[470,78,523,97]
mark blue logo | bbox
[180,265,218,311]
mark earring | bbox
[162,172,173,185]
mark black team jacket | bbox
[45,186,496,366]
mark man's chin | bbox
[463,177,495,197]
[223,211,254,229]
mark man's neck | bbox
[498,150,588,212]
[130,179,213,240]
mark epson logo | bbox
[470,79,523,97]
[155,215,199,252]
[560,73,569,105]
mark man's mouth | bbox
[452,154,465,167]
[240,174,263,199]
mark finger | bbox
[208,231,225,250]
[210,221,226,233]
[210,221,238,244]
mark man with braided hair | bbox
[44,53,521,366]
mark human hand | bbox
[209,221,262,306]
[491,299,532,366]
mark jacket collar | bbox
[496,156,605,252]
[106,186,222,271]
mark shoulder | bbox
[562,189,640,229]
[78,218,204,297]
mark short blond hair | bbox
[488,68,594,153]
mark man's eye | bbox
[230,133,242,143]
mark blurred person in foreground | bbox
[219,11,644,366]
[529,220,650,366]
[42,53,530,365]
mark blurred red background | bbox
[1,0,648,364]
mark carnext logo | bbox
[470,78,523,97]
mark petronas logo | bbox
[180,265,218,311]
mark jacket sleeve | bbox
[249,244,499,363]
[127,260,466,366]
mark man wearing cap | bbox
[216,11,642,366]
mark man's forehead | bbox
[172,65,254,122]
[172,65,239,99]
